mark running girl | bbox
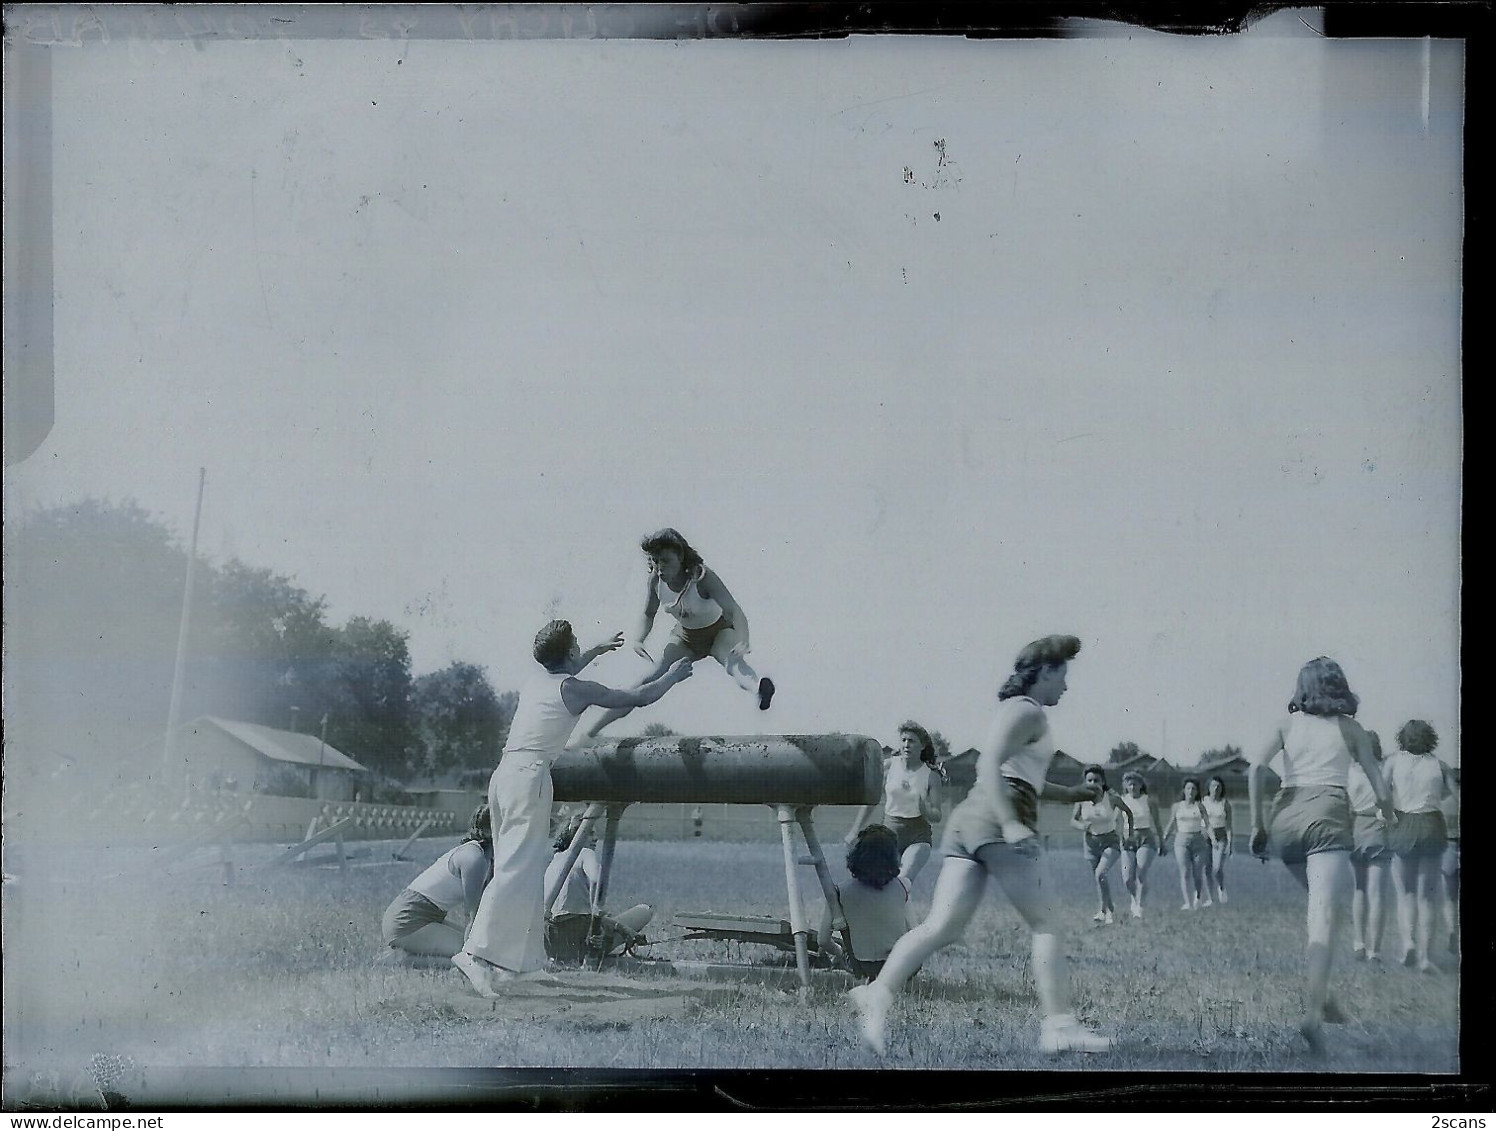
[847,634,1111,1055]
[845,721,947,883]
[1164,779,1212,910]
[1070,765,1133,924]
[1118,771,1163,918]
[1202,776,1233,904]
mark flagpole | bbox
[163,468,206,774]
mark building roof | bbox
[187,716,371,774]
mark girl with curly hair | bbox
[1248,656,1395,1053]
[1164,778,1213,911]
[1385,719,1453,972]
[845,721,947,883]
[1347,731,1392,962]
[1070,764,1132,924]
[379,803,494,964]
[848,634,1111,1055]
[1118,771,1164,918]
[585,528,774,737]
[817,825,919,982]
[1202,776,1234,904]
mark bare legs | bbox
[1349,854,1388,960]
[1392,851,1442,971]
[1209,836,1229,903]
[385,920,466,961]
[900,841,933,885]
[848,843,1107,1053]
[1286,850,1352,1051]
[1092,846,1120,919]
[1175,837,1207,909]
[1121,844,1156,917]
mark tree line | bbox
[6,498,520,786]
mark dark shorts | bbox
[1269,786,1353,864]
[1123,829,1159,854]
[941,779,1039,862]
[886,814,934,854]
[1175,831,1210,867]
[847,955,886,982]
[670,617,728,660]
[1390,810,1448,860]
[1209,827,1231,847]
[381,889,449,944]
[1085,830,1121,865]
[1350,813,1391,864]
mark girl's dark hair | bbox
[898,721,936,767]
[466,803,493,846]
[1180,777,1202,800]
[1288,656,1359,717]
[640,528,705,574]
[998,634,1081,700]
[1083,764,1109,789]
[1367,730,1384,761]
[1206,776,1226,798]
[846,825,902,889]
[1396,719,1438,756]
[552,815,587,853]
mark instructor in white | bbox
[454,619,692,996]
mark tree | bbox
[410,662,515,780]
[322,616,416,778]
[927,729,953,762]
[640,722,678,737]
[1108,741,1142,763]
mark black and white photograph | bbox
[1,1,1475,1112]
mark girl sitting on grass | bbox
[379,804,493,965]
[818,824,919,982]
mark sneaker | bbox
[1092,911,1109,923]
[1039,1014,1112,1054]
[1402,949,1418,968]
[1103,910,1114,924]
[1298,1017,1327,1056]
[1181,902,1193,912]
[1365,950,1381,964]
[1418,960,1438,975]
[1218,889,1228,904]
[847,982,892,1055]
[452,951,513,998]
[1129,895,1142,919]
[1199,896,1213,908]
[758,677,775,711]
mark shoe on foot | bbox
[1181,902,1193,912]
[847,982,892,1055]
[1365,950,1381,963]
[1103,910,1114,924]
[453,951,512,998]
[1218,889,1228,904]
[1129,896,1143,919]
[1199,897,1213,908]
[1039,1014,1112,1054]
[1402,950,1418,968]
[1418,960,1438,975]
[1092,911,1109,923]
[758,677,775,711]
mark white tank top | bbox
[1202,795,1230,829]
[1079,793,1119,834]
[989,697,1054,794]
[502,669,580,764]
[1121,793,1155,832]
[1172,800,1207,836]
[1280,713,1354,789]
[837,877,911,961]
[1387,752,1445,814]
[408,842,487,912]
[1346,763,1379,814]
[655,567,724,630]
[883,759,935,819]
[545,850,595,915]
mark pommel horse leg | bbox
[544,801,606,913]
[794,807,844,947]
[588,803,627,968]
[775,804,813,989]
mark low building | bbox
[169,715,372,801]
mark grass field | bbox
[0,829,1462,1108]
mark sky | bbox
[3,12,1463,765]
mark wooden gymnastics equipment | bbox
[544,733,883,988]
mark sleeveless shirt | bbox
[1079,792,1120,834]
[502,669,579,766]
[884,759,936,819]
[655,566,724,630]
[1279,713,1354,789]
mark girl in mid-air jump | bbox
[585,528,773,737]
